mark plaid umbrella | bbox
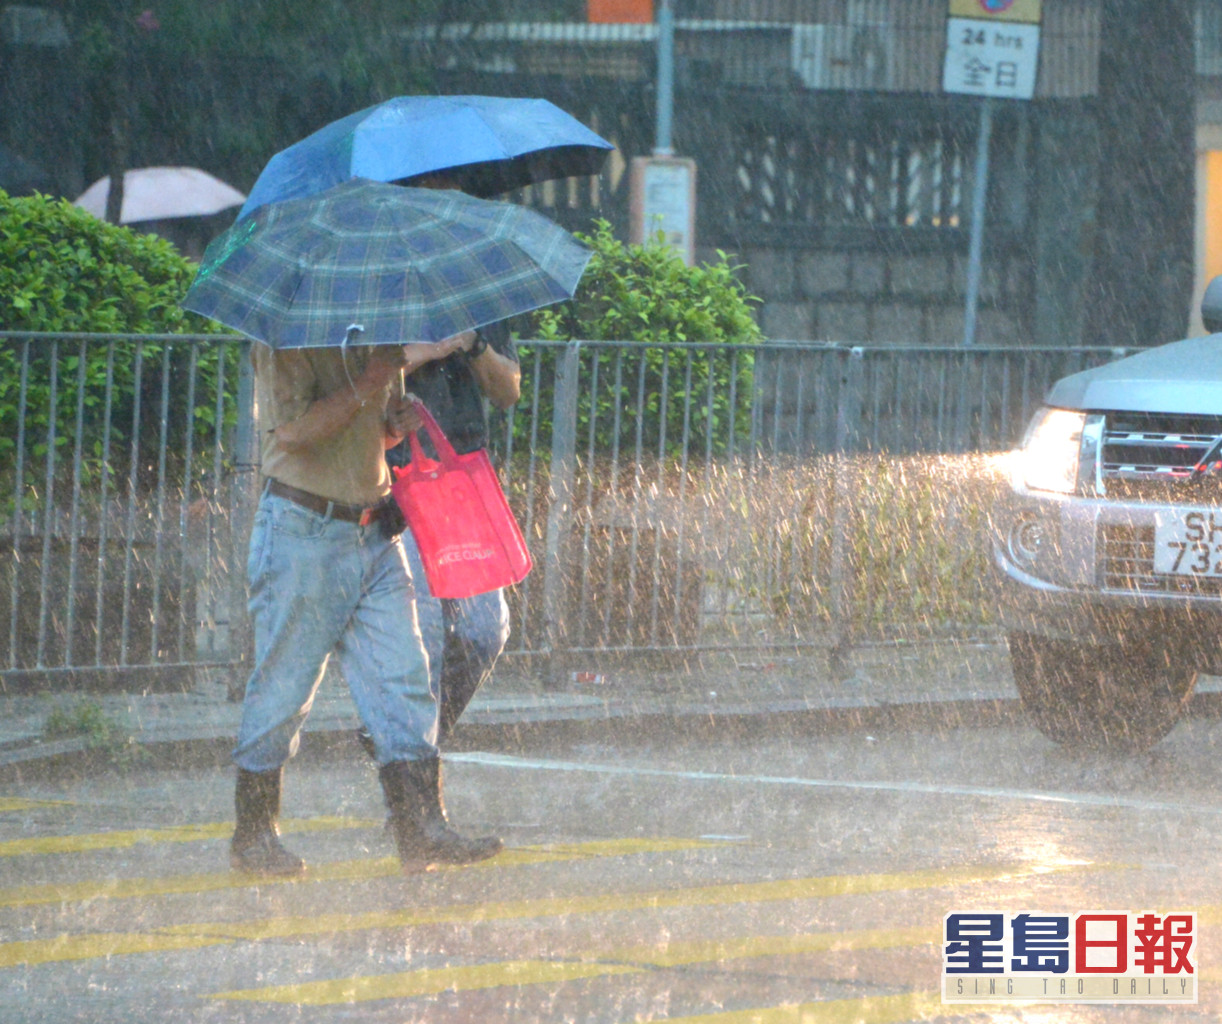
[182,178,590,349]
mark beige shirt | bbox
[254,343,394,507]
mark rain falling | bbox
[0,1,1217,1021]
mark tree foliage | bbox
[53,0,523,198]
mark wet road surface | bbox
[2,714,1220,1022]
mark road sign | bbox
[948,0,1042,23]
[944,18,1041,99]
[629,156,696,266]
[944,1,1042,345]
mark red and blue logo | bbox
[943,911,1196,1004]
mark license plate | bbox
[1153,510,1222,576]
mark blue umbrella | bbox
[238,95,614,220]
[183,178,591,350]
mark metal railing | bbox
[492,341,1139,669]
[0,332,1140,691]
[1,332,254,691]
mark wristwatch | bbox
[466,332,489,359]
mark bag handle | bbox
[405,393,460,467]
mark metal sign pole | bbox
[654,0,675,156]
[943,1,1042,346]
[629,0,696,265]
[963,95,994,347]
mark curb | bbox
[8,687,1220,784]
[0,694,1025,784]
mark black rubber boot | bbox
[230,767,307,877]
[378,756,502,872]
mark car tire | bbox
[1007,632,1197,752]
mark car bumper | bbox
[991,485,1222,661]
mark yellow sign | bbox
[948,0,1041,23]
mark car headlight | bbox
[1019,407,1086,494]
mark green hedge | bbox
[0,191,236,495]
[0,191,216,333]
[513,221,763,459]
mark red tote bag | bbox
[390,398,532,599]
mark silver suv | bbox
[993,280,1222,750]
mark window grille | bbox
[731,124,969,231]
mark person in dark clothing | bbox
[355,318,520,760]
[358,170,523,756]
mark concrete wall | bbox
[712,244,1031,347]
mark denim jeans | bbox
[400,527,510,738]
[232,491,438,773]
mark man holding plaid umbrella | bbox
[232,334,504,876]
[184,179,592,877]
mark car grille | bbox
[1101,412,1222,502]
[1087,413,1222,596]
[1097,523,1222,596]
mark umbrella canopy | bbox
[75,167,246,223]
[183,178,590,350]
[238,95,613,219]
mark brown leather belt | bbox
[265,478,379,525]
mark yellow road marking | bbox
[0,931,229,968]
[0,857,418,909]
[216,959,646,1004]
[0,859,1112,970]
[0,837,721,909]
[162,860,1114,944]
[0,797,71,813]
[617,925,940,968]
[213,925,941,1005]
[632,991,947,1024]
[0,816,378,857]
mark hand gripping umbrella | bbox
[238,95,614,220]
[182,178,590,350]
